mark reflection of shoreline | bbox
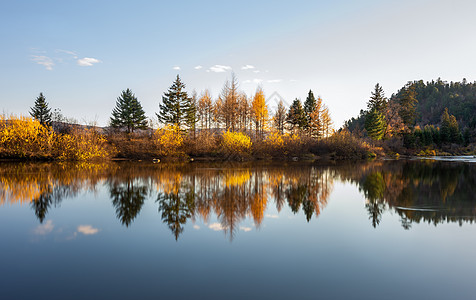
[2,160,474,239]
[342,160,476,229]
[0,162,334,240]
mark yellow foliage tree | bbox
[251,87,268,139]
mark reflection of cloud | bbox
[193,224,200,230]
[194,65,203,70]
[77,57,101,67]
[265,214,279,219]
[209,222,225,231]
[241,65,255,70]
[173,66,181,70]
[240,226,252,232]
[34,220,54,235]
[31,55,54,70]
[209,65,232,73]
[77,225,99,235]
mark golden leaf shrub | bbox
[0,115,54,158]
[0,115,112,160]
[53,128,111,160]
[222,131,252,157]
[155,125,183,156]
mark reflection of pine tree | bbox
[286,184,308,214]
[110,180,147,227]
[31,190,53,223]
[302,199,315,222]
[366,201,386,228]
[157,187,195,241]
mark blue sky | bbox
[1,0,476,127]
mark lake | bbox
[1,159,475,299]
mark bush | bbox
[54,128,112,160]
[183,130,219,157]
[0,115,54,159]
[0,115,112,160]
[222,131,252,159]
[155,125,184,157]
[313,129,372,159]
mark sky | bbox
[1,0,476,127]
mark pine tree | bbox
[30,93,52,126]
[440,107,460,143]
[286,99,306,132]
[303,90,316,132]
[398,82,418,130]
[365,108,386,140]
[110,88,148,133]
[367,83,387,114]
[157,75,192,131]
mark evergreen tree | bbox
[110,89,148,133]
[440,108,460,143]
[303,90,316,132]
[367,83,387,114]
[30,93,52,126]
[365,108,386,140]
[286,99,306,132]
[157,75,192,131]
[398,82,418,130]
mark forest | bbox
[345,78,476,155]
[1,76,475,161]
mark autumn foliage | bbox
[0,115,112,160]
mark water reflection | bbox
[1,160,475,238]
[342,160,476,228]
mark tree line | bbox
[345,79,475,150]
[30,73,334,140]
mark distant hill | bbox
[392,78,476,129]
[345,79,476,134]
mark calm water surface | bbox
[1,160,476,299]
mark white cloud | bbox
[253,79,263,84]
[55,49,78,59]
[265,214,279,219]
[34,220,54,235]
[173,66,181,70]
[194,65,203,70]
[209,65,232,73]
[209,222,225,231]
[267,79,282,83]
[241,64,255,70]
[31,55,55,70]
[77,225,99,235]
[77,57,101,67]
[193,224,200,230]
[240,226,252,232]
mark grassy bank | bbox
[1,116,383,161]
